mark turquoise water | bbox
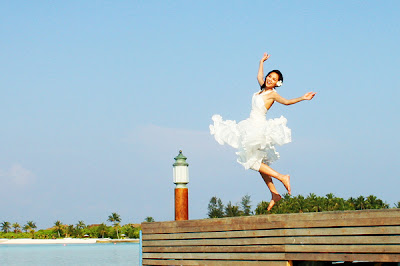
[0,243,140,266]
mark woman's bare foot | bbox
[279,174,291,195]
[267,193,282,211]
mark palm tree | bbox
[333,197,345,211]
[297,195,307,212]
[346,197,356,210]
[65,225,74,237]
[277,193,293,214]
[365,195,377,209]
[26,221,37,230]
[12,222,21,233]
[355,196,366,210]
[365,195,389,209]
[1,221,11,233]
[306,193,320,212]
[224,201,242,217]
[25,221,37,238]
[75,221,86,238]
[22,224,30,233]
[98,223,108,238]
[107,212,122,239]
[76,221,86,230]
[325,193,336,211]
[54,220,64,238]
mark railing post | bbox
[139,230,142,266]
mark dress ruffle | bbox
[210,114,291,170]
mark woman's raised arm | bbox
[257,53,270,86]
[271,91,316,106]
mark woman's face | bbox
[265,72,280,88]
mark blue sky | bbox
[1,1,399,229]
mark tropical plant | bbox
[355,196,366,210]
[307,194,318,212]
[1,221,11,233]
[81,225,102,238]
[35,229,56,239]
[144,217,155,222]
[345,197,356,210]
[12,222,21,233]
[74,221,86,237]
[26,221,37,230]
[97,223,108,238]
[253,193,389,215]
[225,201,242,217]
[22,224,30,233]
[254,201,270,215]
[65,224,74,237]
[107,212,122,239]
[325,193,335,211]
[76,221,86,230]
[25,221,37,238]
[240,195,252,216]
[53,221,64,238]
[208,196,225,218]
[121,224,141,239]
[365,195,389,209]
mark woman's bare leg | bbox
[259,163,291,195]
[260,173,282,211]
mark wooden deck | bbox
[141,209,400,265]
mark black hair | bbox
[260,70,284,89]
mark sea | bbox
[0,243,140,266]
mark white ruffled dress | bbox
[209,89,291,171]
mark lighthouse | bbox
[173,150,189,220]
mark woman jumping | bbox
[210,52,316,210]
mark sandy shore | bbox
[0,238,139,244]
[96,238,139,243]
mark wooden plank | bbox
[143,235,400,246]
[143,244,400,254]
[142,209,400,231]
[142,208,400,227]
[285,244,400,254]
[143,252,287,260]
[284,253,400,262]
[142,217,400,234]
[143,252,400,262]
[142,226,400,240]
[143,259,291,265]
[143,245,285,253]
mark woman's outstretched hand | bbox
[303,92,317,100]
[261,53,270,62]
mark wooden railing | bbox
[141,209,400,265]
